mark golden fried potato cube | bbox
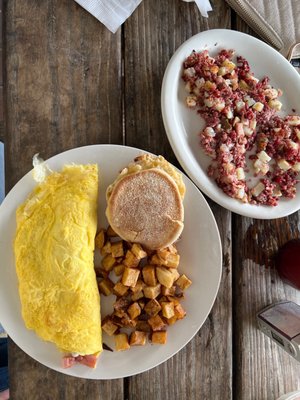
[114,296,131,312]
[114,263,125,276]
[166,296,180,305]
[95,230,105,249]
[142,265,157,286]
[131,243,147,260]
[127,302,142,320]
[94,267,107,278]
[113,282,129,297]
[156,249,169,260]
[122,267,140,287]
[161,301,175,319]
[130,279,145,293]
[129,331,147,346]
[124,250,140,268]
[169,268,180,283]
[101,317,118,336]
[157,248,180,268]
[115,333,130,351]
[136,320,151,332]
[131,290,144,301]
[98,278,114,296]
[174,303,186,320]
[101,241,112,256]
[107,225,118,237]
[166,315,177,325]
[149,254,161,265]
[176,274,192,290]
[143,284,161,299]
[121,313,137,328]
[164,253,180,268]
[152,331,167,344]
[148,315,166,331]
[161,286,176,296]
[144,299,161,316]
[156,266,174,288]
[169,253,180,268]
[101,254,116,272]
[111,241,124,258]
[113,309,126,319]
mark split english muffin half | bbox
[106,154,186,250]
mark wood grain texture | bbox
[5,1,123,398]
[233,216,300,400]
[4,0,300,399]
[5,0,123,191]
[233,16,300,400]
[124,1,233,399]
[0,0,4,140]
[8,340,123,400]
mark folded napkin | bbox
[75,0,212,33]
[74,0,142,33]
[182,0,212,18]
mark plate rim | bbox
[0,143,222,379]
[161,28,300,219]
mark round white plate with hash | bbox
[0,144,222,379]
[161,29,300,219]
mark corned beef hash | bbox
[182,49,300,206]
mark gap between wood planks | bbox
[121,22,131,400]
[232,213,238,400]
[121,24,126,146]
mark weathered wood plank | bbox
[233,17,300,400]
[9,340,123,400]
[124,0,233,399]
[5,1,123,398]
[233,216,300,400]
[5,0,123,190]
[0,0,4,139]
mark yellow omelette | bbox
[14,164,102,358]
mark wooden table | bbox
[2,1,300,399]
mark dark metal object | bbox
[257,301,300,362]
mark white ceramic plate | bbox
[161,29,300,219]
[0,144,222,379]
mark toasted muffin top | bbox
[106,154,186,201]
[106,165,184,250]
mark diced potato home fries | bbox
[95,227,192,351]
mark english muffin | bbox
[106,155,185,250]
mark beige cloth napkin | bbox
[226,0,300,59]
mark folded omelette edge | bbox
[14,164,102,357]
